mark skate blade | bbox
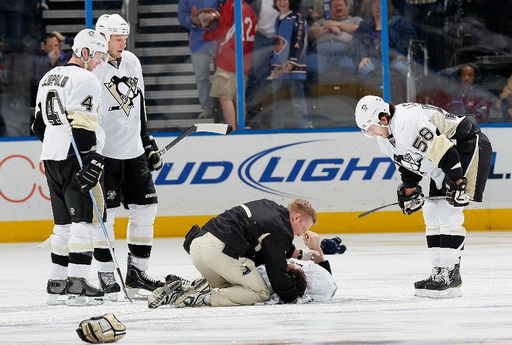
[126,288,152,300]
[104,292,119,302]
[65,295,104,306]
[414,289,428,298]
[425,287,462,299]
[46,294,67,305]
[148,281,181,309]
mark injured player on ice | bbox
[148,230,337,308]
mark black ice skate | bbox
[65,277,104,306]
[147,280,182,309]
[424,264,462,299]
[98,271,121,302]
[125,255,164,300]
[46,279,67,305]
[172,277,210,308]
[414,267,441,297]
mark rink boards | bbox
[1,127,511,242]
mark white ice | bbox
[1,231,512,344]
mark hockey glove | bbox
[320,237,347,255]
[397,184,424,215]
[75,151,104,192]
[76,313,126,343]
[142,134,163,171]
[445,177,470,207]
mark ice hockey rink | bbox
[1,231,511,345]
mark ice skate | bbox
[424,264,462,299]
[172,277,210,308]
[147,281,182,309]
[98,271,121,302]
[46,279,67,305]
[414,267,441,297]
[65,277,104,306]
[125,255,164,300]
[165,274,203,290]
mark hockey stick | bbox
[157,123,233,157]
[358,196,447,218]
[68,133,133,303]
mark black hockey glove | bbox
[397,184,424,215]
[320,237,347,255]
[445,177,470,207]
[76,313,126,343]
[75,151,104,192]
[142,134,163,171]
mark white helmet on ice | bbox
[72,29,108,62]
[95,14,130,42]
[354,95,389,137]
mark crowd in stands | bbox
[1,0,512,136]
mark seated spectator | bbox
[444,63,491,123]
[498,73,512,122]
[352,0,417,80]
[308,0,363,75]
[31,32,73,106]
[269,0,309,129]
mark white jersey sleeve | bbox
[301,261,337,302]
[93,51,146,159]
[257,260,337,302]
[36,65,102,161]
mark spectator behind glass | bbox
[245,0,280,121]
[31,32,73,106]
[0,0,24,43]
[352,0,417,80]
[269,0,309,129]
[203,0,258,130]
[307,0,363,75]
[498,73,512,122]
[178,0,222,120]
[444,64,490,123]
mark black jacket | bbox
[202,199,298,303]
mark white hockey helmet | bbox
[354,95,389,137]
[95,14,130,42]
[72,29,108,62]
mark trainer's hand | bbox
[397,184,424,215]
[302,250,320,261]
[75,151,104,192]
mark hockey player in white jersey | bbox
[355,95,492,299]
[32,29,109,305]
[92,14,164,300]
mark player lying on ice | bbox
[148,230,337,308]
[146,198,337,308]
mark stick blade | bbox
[194,123,232,135]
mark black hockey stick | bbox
[68,132,133,303]
[157,123,233,157]
[358,196,446,218]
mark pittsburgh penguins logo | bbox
[104,75,140,116]
[393,153,423,174]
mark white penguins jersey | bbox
[376,103,465,189]
[93,50,146,159]
[35,64,104,161]
[258,260,337,302]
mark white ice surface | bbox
[1,231,512,345]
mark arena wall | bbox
[1,127,510,243]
